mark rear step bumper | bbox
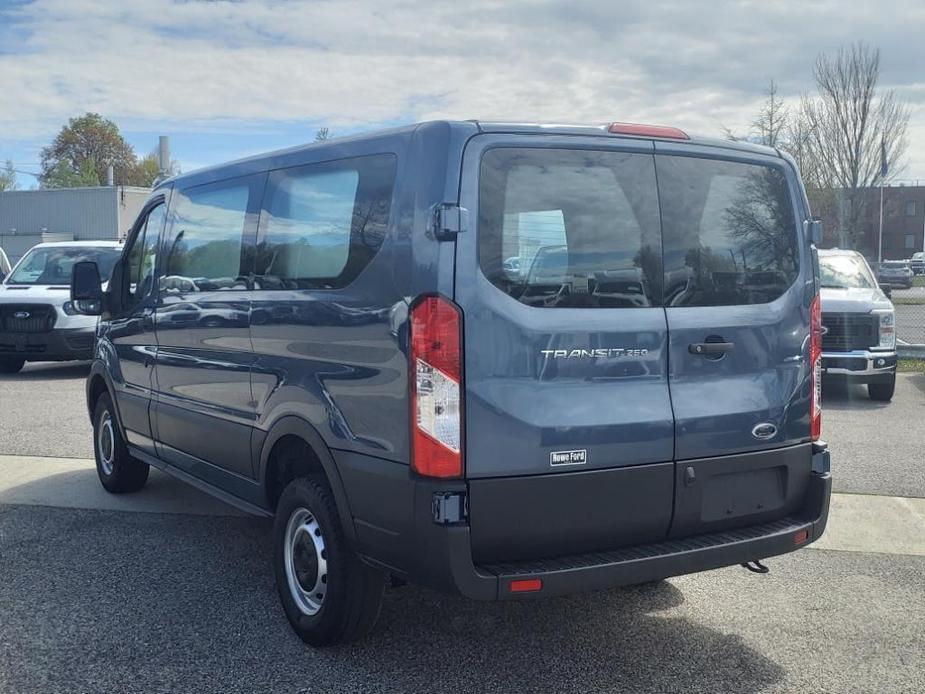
[405,447,831,601]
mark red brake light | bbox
[410,296,463,478]
[810,294,822,441]
[607,122,689,140]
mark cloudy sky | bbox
[1,0,924,185]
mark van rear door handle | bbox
[689,342,735,355]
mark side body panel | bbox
[152,174,265,480]
[249,122,477,473]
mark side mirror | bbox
[70,261,104,315]
[880,283,892,299]
[805,219,823,246]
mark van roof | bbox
[157,120,782,190]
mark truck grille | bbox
[821,312,878,351]
[0,304,57,333]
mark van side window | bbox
[255,153,397,290]
[164,181,253,291]
[479,148,662,308]
[125,203,165,307]
[658,156,799,307]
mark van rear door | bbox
[454,137,675,563]
[654,144,813,538]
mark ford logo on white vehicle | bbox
[13,311,31,319]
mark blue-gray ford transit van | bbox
[70,120,832,645]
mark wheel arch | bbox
[85,362,127,436]
[259,416,358,546]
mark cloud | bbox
[1,0,923,178]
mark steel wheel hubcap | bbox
[284,507,328,616]
[98,412,115,475]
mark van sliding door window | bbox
[256,153,397,290]
[163,178,256,292]
[657,156,799,307]
[478,148,662,308]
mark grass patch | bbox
[913,276,925,288]
[892,297,925,305]
[898,358,925,374]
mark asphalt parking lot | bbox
[2,362,925,693]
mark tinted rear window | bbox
[478,148,799,308]
[658,156,799,307]
[478,148,662,308]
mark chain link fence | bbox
[892,279,925,348]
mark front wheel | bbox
[0,358,25,374]
[273,478,385,646]
[93,394,150,492]
[868,374,896,402]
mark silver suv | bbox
[0,241,122,373]
[818,249,897,401]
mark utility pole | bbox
[878,184,884,264]
[878,137,887,264]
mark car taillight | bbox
[410,296,463,478]
[810,294,822,441]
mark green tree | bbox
[132,150,180,187]
[40,112,140,188]
[0,160,18,191]
[42,158,100,188]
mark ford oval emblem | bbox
[13,311,30,319]
[751,423,778,440]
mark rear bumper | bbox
[0,327,95,361]
[399,446,832,601]
[822,350,896,383]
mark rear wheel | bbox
[0,358,25,374]
[868,374,896,402]
[93,393,149,492]
[273,477,384,646]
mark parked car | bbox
[0,241,123,373]
[0,247,11,281]
[910,251,925,276]
[70,120,831,646]
[818,249,896,401]
[877,259,914,289]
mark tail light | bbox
[810,294,822,441]
[410,296,463,478]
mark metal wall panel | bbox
[0,186,151,261]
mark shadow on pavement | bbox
[0,502,786,694]
[820,378,891,411]
[1,361,92,381]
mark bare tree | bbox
[796,42,909,246]
[722,80,789,147]
[752,80,789,148]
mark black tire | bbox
[868,375,896,402]
[0,358,25,374]
[93,393,149,493]
[273,477,385,646]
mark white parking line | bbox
[1,455,923,557]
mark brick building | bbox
[820,184,925,260]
